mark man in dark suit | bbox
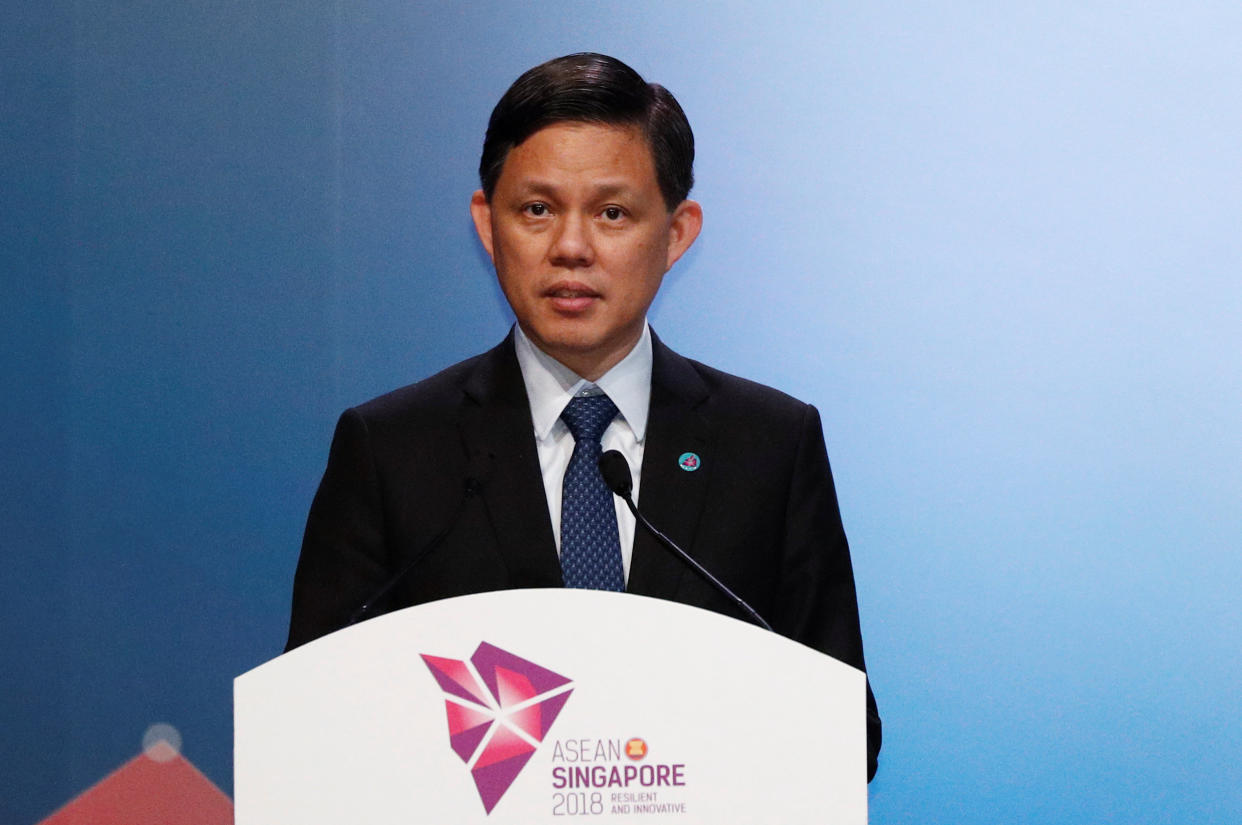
[286,53,881,780]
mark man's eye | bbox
[525,203,549,216]
[602,206,624,221]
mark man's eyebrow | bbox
[591,182,635,199]
[511,180,638,199]
[514,180,562,198]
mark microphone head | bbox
[598,450,634,497]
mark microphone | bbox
[598,449,634,497]
[348,452,493,626]
[598,450,773,632]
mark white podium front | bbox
[235,589,865,823]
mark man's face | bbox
[470,122,701,380]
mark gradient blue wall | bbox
[3,2,1239,822]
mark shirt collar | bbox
[514,323,652,443]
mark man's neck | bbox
[513,322,654,443]
[516,328,645,384]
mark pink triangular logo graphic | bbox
[535,690,572,739]
[421,643,573,814]
[421,655,491,706]
[472,751,536,814]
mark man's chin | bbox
[525,329,635,381]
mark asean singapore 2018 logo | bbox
[423,642,690,816]
[421,642,575,813]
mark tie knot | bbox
[560,394,619,443]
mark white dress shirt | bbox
[513,323,650,584]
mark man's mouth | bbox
[544,283,600,312]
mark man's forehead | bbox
[495,121,658,194]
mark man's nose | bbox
[548,213,594,268]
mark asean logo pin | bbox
[677,452,700,472]
[625,738,648,760]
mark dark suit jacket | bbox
[287,331,881,779]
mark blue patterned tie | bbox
[559,393,625,591]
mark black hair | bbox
[478,53,694,211]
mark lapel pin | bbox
[677,452,701,472]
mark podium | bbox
[235,589,865,823]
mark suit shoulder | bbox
[347,350,490,427]
[683,356,816,422]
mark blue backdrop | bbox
[4,2,1240,822]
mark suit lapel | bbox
[459,335,564,588]
[627,334,713,600]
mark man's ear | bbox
[665,199,703,270]
[469,190,494,260]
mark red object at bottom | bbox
[38,742,232,825]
